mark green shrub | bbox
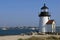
[46,36,58,40]
[25,36,45,40]
[58,37,60,40]
[18,38,23,40]
[18,36,59,40]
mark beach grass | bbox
[18,36,60,40]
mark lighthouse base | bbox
[38,32,56,35]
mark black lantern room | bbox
[39,3,51,17]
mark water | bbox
[0,27,59,36]
[0,29,38,35]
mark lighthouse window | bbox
[48,17,49,19]
[41,9,48,12]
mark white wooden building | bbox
[39,3,56,33]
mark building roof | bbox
[46,20,54,24]
[39,3,50,17]
[41,3,49,9]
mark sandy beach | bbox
[0,35,32,40]
[0,35,60,40]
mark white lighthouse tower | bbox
[39,3,51,33]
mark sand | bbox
[0,35,32,40]
[0,35,60,40]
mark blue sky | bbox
[0,0,60,27]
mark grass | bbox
[18,38,23,40]
[18,36,60,40]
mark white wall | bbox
[46,21,56,33]
[52,21,56,32]
[46,24,52,32]
[39,16,49,32]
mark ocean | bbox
[0,27,60,36]
[0,29,38,35]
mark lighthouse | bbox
[39,3,56,33]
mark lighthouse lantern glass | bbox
[41,9,48,12]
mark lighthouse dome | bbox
[41,3,48,9]
[39,3,50,17]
